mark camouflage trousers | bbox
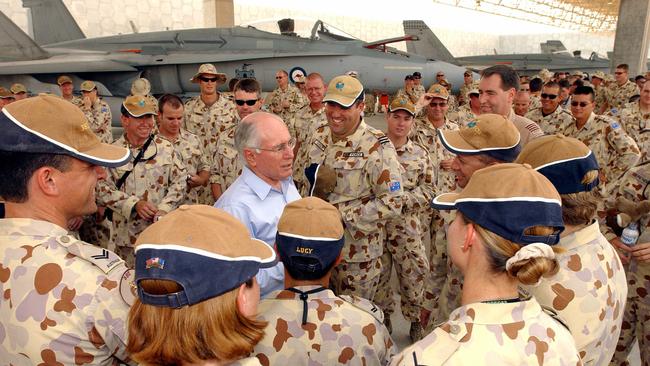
[364,94,377,116]
[373,213,429,322]
[330,257,382,301]
[78,214,112,250]
[114,245,136,269]
[422,210,463,329]
[611,261,650,366]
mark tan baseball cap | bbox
[80,80,97,92]
[10,83,26,94]
[438,113,521,162]
[294,74,306,84]
[515,134,600,194]
[134,205,276,307]
[323,75,364,108]
[0,87,13,99]
[190,63,226,84]
[0,94,130,167]
[122,95,157,118]
[431,163,564,245]
[592,71,606,80]
[427,83,449,100]
[389,97,416,116]
[57,75,73,86]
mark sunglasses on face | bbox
[429,102,447,107]
[275,76,285,79]
[437,74,445,77]
[571,101,591,107]
[541,93,558,100]
[199,76,218,83]
[234,99,259,106]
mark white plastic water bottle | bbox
[621,221,640,247]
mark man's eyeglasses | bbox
[275,76,285,80]
[199,76,218,83]
[251,137,296,153]
[571,101,591,107]
[429,102,448,107]
[541,93,558,100]
[235,99,259,106]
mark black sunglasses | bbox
[235,99,258,106]
[199,76,218,82]
[541,93,558,100]
[571,101,590,107]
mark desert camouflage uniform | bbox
[163,129,212,205]
[295,121,404,300]
[446,94,458,112]
[410,117,461,324]
[393,88,419,105]
[529,94,542,111]
[210,121,242,194]
[64,95,83,107]
[290,105,326,144]
[458,83,474,100]
[391,299,582,366]
[609,165,650,366]
[508,109,544,146]
[0,218,135,365]
[97,135,187,267]
[374,140,434,322]
[605,81,639,116]
[594,86,607,113]
[254,286,396,365]
[521,221,626,366]
[525,106,575,135]
[266,84,306,123]
[561,112,640,196]
[183,94,237,160]
[618,102,650,165]
[365,93,377,116]
[82,98,112,143]
[447,105,477,127]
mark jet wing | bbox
[0,11,49,61]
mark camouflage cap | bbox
[437,113,521,162]
[468,88,479,96]
[427,83,449,100]
[57,75,73,86]
[592,71,606,80]
[294,74,306,84]
[122,95,157,117]
[389,97,416,116]
[432,163,564,245]
[0,94,130,167]
[134,205,277,308]
[130,78,152,96]
[412,71,422,79]
[80,80,97,92]
[515,134,599,195]
[276,197,344,275]
[0,87,13,99]
[323,75,364,108]
[190,63,227,83]
[572,70,584,77]
[10,83,26,94]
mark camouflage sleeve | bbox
[158,149,189,213]
[197,139,211,173]
[288,89,305,114]
[605,120,640,181]
[404,151,435,213]
[265,89,280,109]
[99,103,113,143]
[340,142,403,226]
[96,179,140,218]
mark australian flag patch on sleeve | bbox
[389,181,401,192]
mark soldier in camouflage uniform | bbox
[157,94,211,205]
[437,79,457,112]
[210,78,263,200]
[253,197,396,365]
[393,75,419,104]
[563,86,640,196]
[601,64,640,116]
[97,95,187,267]
[266,69,306,123]
[392,164,581,366]
[449,88,480,126]
[57,75,82,106]
[619,81,650,165]
[609,163,650,366]
[516,135,627,366]
[295,75,404,300]
[591,71,607,113]
[458,70,475,102]
[183,63,237,184]
[0,95,135,365]
[79,80,113,143]
[412,71,426,103]
[373,98,433,342]
[528,77,543,111]
[290,73,328,147]
[526,81,575,134]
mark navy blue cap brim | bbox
[276,232,344,273]
[536,151,600,195]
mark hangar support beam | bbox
[611,0,650,74]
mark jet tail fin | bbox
[403,20,456,64]
[0,10,48,61]
[22,0,85,45]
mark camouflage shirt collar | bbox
[448,297,540,326]
[0,218,69,238]
[558,220,600,251]
[273,285,335,300]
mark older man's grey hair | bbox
[234,112,284,165]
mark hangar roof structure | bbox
[432,0,619,33]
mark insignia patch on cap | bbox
[399,99,406,105]
[335,82,345,90]
[389,181,401,192]
[467,121,477,128]
[80,122,90,132]
[146,257,165,269]
[138,100,145,107]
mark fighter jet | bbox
[403,20,611,76]
[0,0,468,100]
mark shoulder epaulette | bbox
[339,294,385,323]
